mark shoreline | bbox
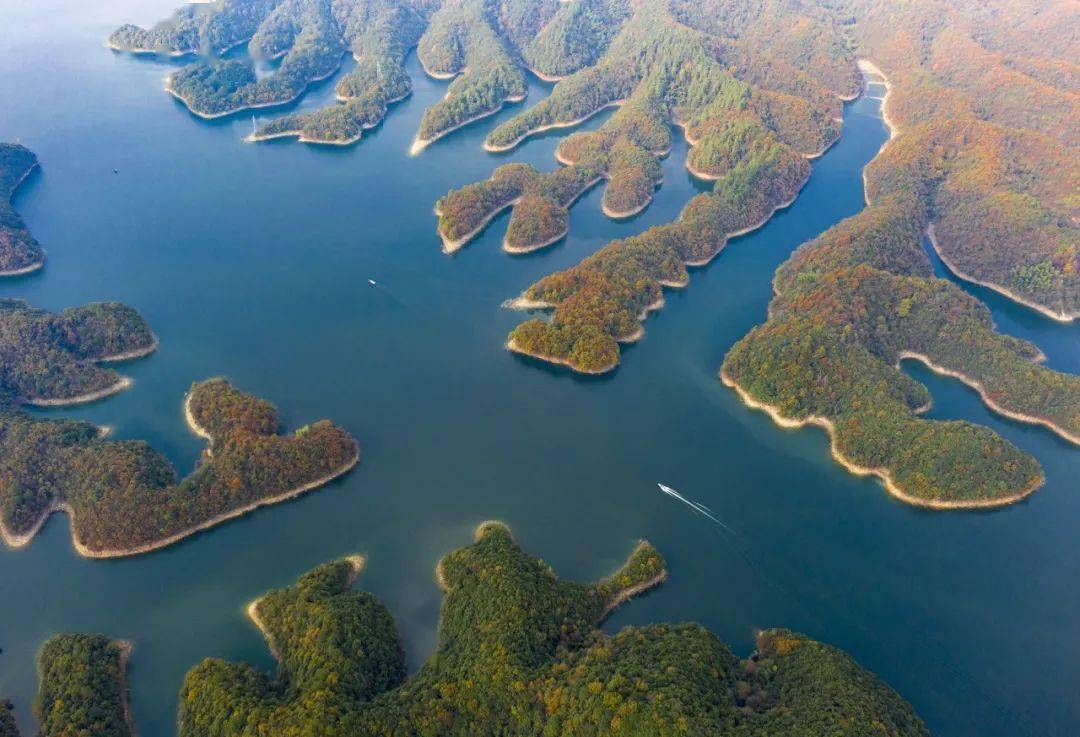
[164,56,342,121]
[504,225,567,254]
[925,225,1078,323]
[247,554,365,660]
[439,197,521,253]
[506,337,615,374]
[896,351,1080,446]
[99,334,159,363]
[856,58,898,207]
[598,546,667,622]
[0,443,360,557]
[2,162,46,276]
[25,376,134,407]
[410,98,524,156]
[502,180,808,373]
[502,174,603,253]
[482,100,625,153]
[183,391,214,454]
[721,369,1043,509]
[524,65,564,83]
[857,61,1075,323]
[684,176,809,267]
[601,194,654,219]
[116,640,135,737]
[0,259,45,277]
[107,39,195,58]
[246,89,411,146]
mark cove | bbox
[0,2,1077,737]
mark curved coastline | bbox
[107,39,195,57]
[410,94,527,156]
[597,540,668,622]
[0,433,360,557]
[247,553,365,658]
[85,444,358,558]
[437,197,520,253]
[504,226,566,254]
[501,174,603,253]
[246,90,412,146]
[721,368,1043,509]
[857,61,1074,323]
[1,161,46,277]
[24,376,134,407]
[506,337,615,374]
[856,58,898,207]
[504,173,808,373]
[483,100,625,153]
[99,333,160,362]
[897,350,1080,446]
[183,391,214,453]
[0,259,45,277]
[925,225,1078,323]
[164,57,343,121]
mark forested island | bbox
[0,144,45,276]
[0,378,358,557]
[720,0,1080,506]
[0,298,157,405]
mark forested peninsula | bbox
[0,522,927,736]
[448,0,858,373]
[0,378,358,557]
[109,0,628,149]
[721,0,1080,507]
[0,145,45,277]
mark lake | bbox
[0,1,1077,735]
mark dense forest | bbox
[0,298,156,404]
[0,144,44,276]
[109,0,625,147]
[110,0,432,129]
[0,378,358,556]
[427,0,856,372]
[853,0,1078,320]
[435,162,600,253]
[35,636,132,737]
[174,521,927,735]
[2,635,132,737]
[719,0,1080,505]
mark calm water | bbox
[1,2,1078,735]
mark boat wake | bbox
[657,483,735,534]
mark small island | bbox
[0,144,45,277]
[0,378,359,557]
[173,521,927,735]
[0,298,156,405]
